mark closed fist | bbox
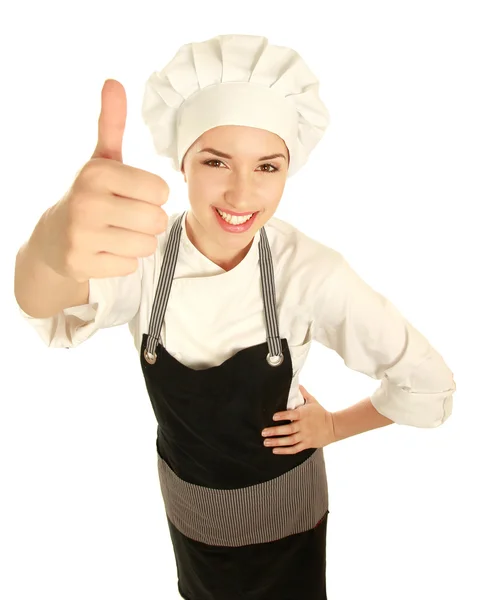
[38,79,169,283]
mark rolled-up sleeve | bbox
[18,262,142,349]
[312,251,456,428]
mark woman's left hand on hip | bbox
[261,385,336,454]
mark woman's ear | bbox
[181,155,188,183]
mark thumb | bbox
[92,79,127,162]
[299,385,316,403]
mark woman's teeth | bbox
[216,208,255,224]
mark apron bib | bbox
[140,212,329,599]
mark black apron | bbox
[140,212,330,600]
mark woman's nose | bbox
[225,174,255,204]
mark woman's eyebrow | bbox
[197,147,287,161]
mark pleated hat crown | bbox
[141,34,330,178]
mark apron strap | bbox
[144,211,283,367]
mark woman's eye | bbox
[259,164,278,173]
[203,160,278,173]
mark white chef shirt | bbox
[18,211,455,428]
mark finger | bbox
[92,79,127,162]
[265,433,301,447]
[82,160,169,206]
[93,227,160,258]
[299,385,312,398]
[273,410,300,422]
[85,252,139,279]
[271,443,305,455]
[104,193,168,235]
[263,424,299,437]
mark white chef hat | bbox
[141,34,330,178]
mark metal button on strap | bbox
[144,349,157,365]
[266,352,283,367]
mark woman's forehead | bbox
[195,125,288,153]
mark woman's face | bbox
[181,125,289,270]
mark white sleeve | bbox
[312,252,456,428]
[18,260,143,349]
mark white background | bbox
[2,1,502,598]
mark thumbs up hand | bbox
[92,78,128,163]
[36,79,170,283]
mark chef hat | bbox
[141,34,330,178]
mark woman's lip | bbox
[214,206,258,216]
[213,206,258,233]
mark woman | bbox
[16,34,456,599]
